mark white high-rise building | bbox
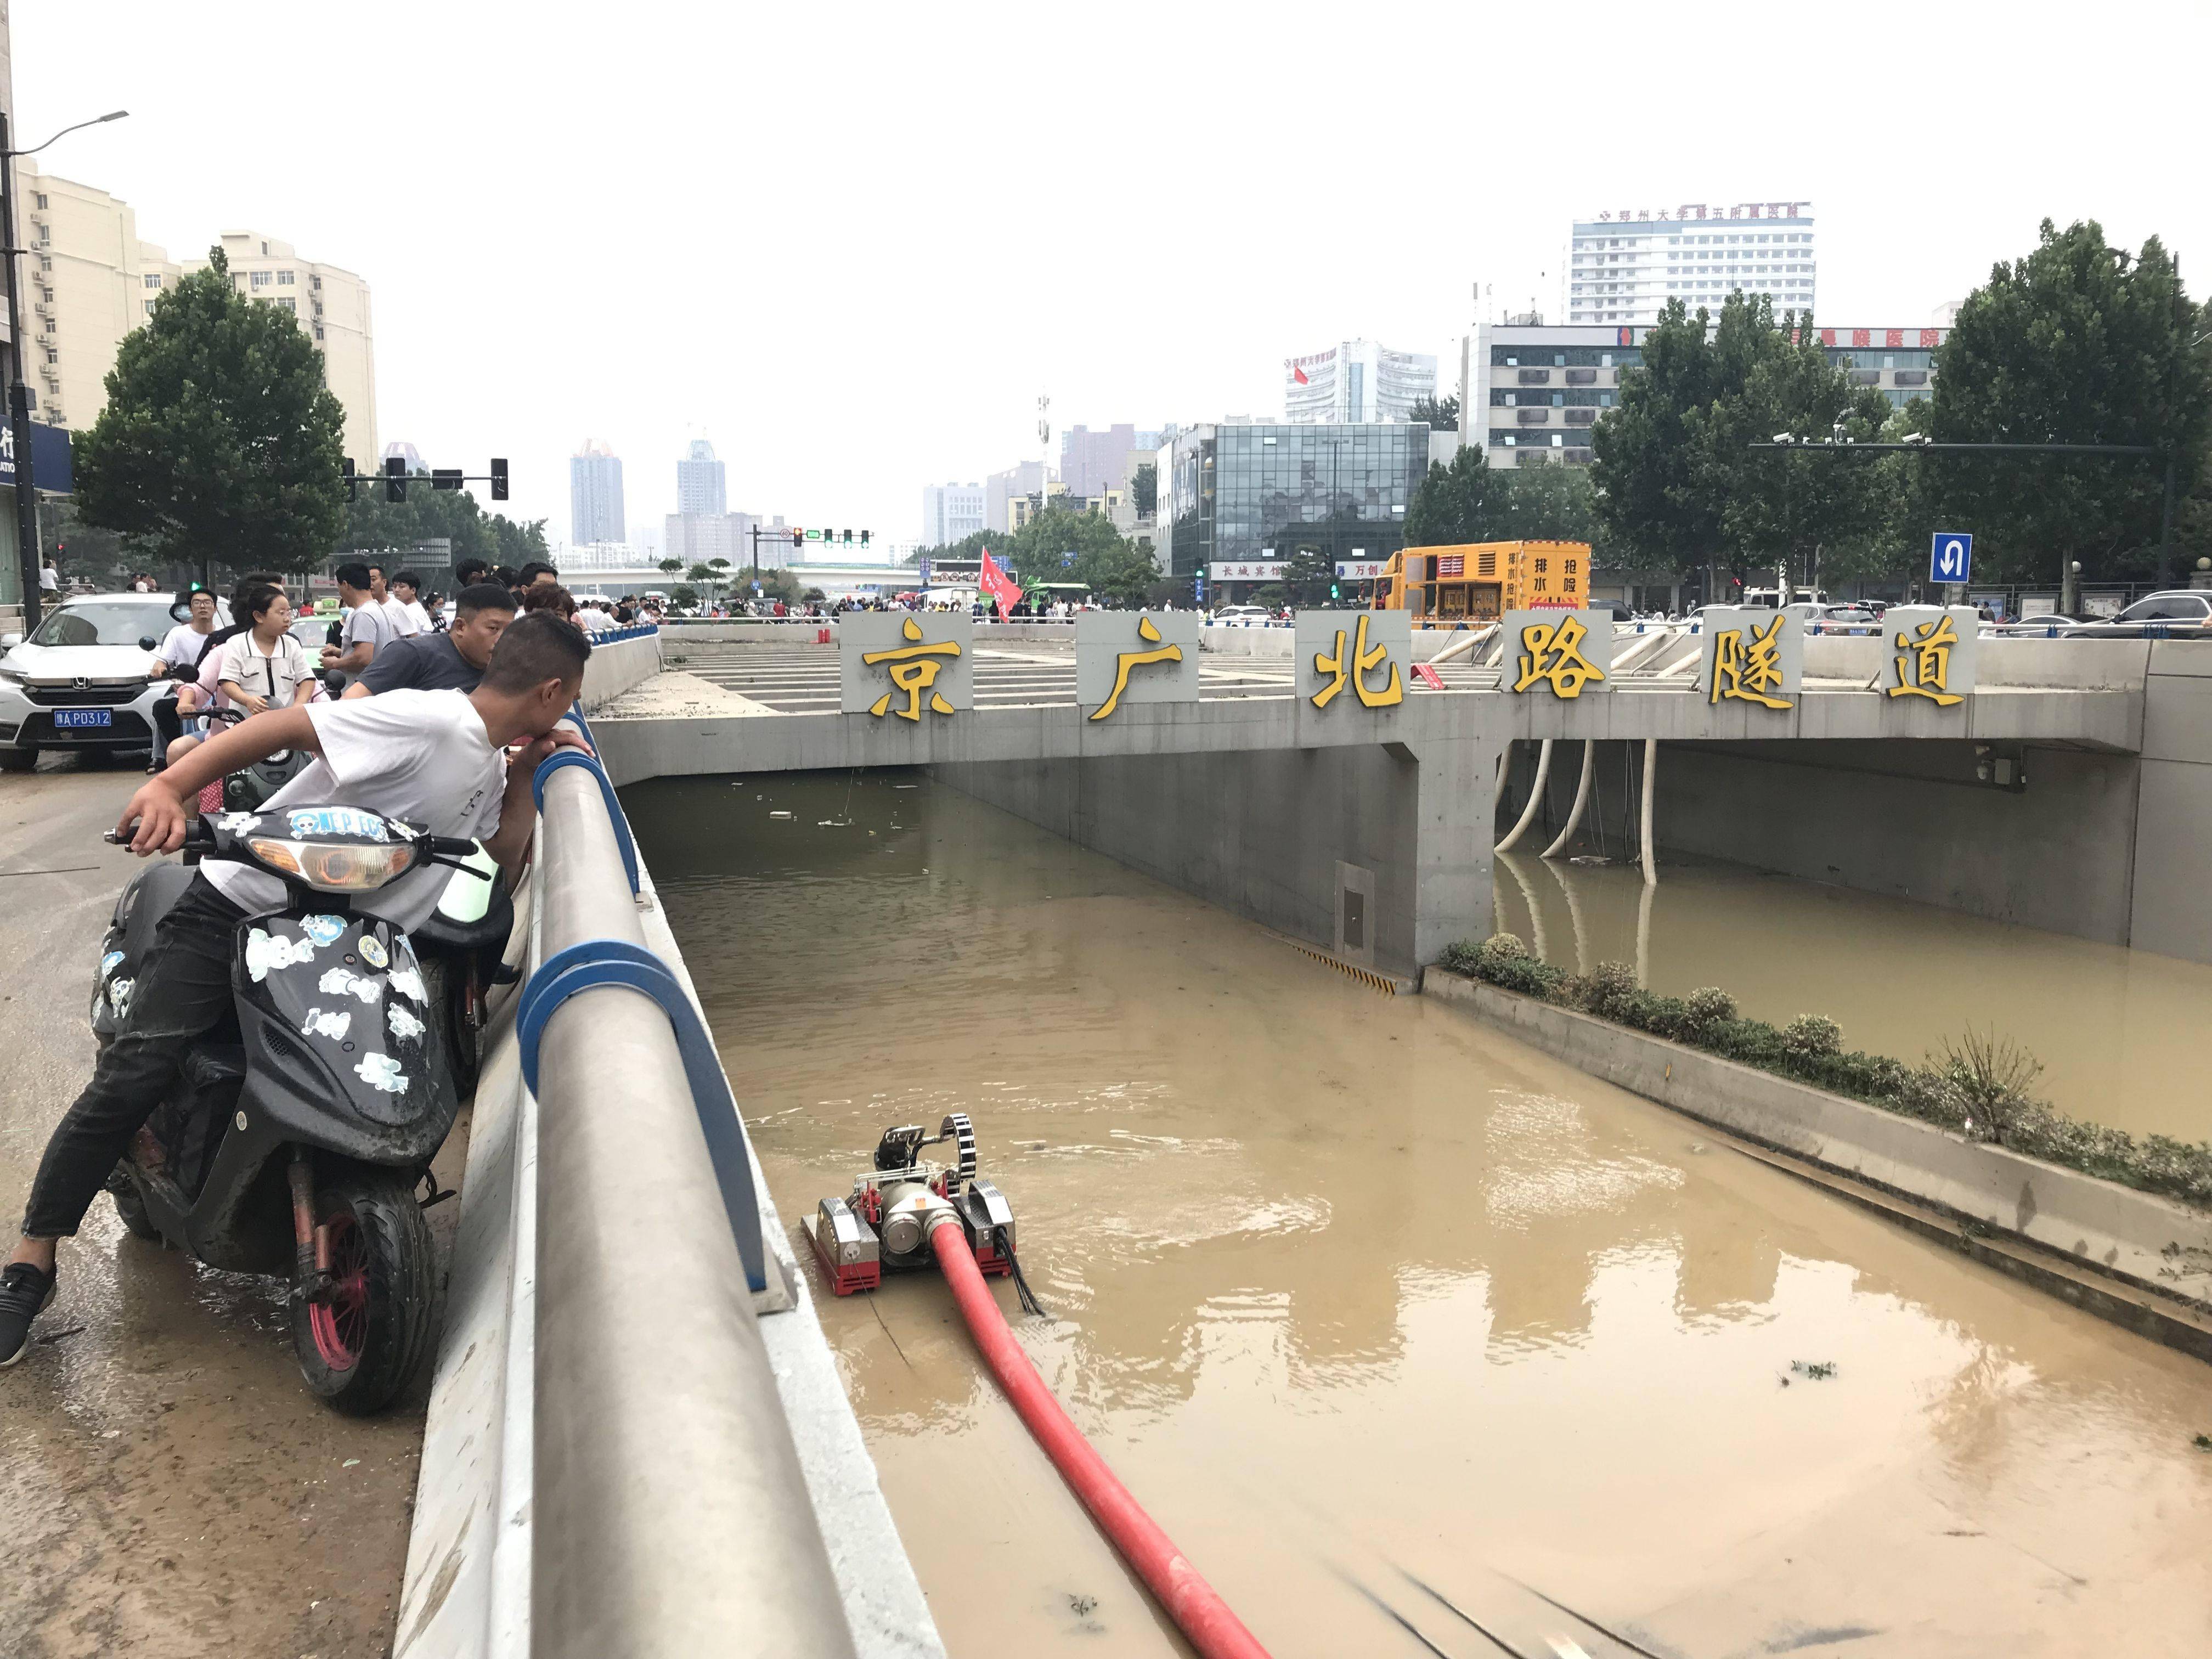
[569,440,626,546]
[1568,200,1815,326]
[919,482,986,547]
[676,438,726,516]
[1283,340,1437,424]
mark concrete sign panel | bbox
[1295,610,1409,712]
[1502,608,1612,698]
[1075,610,1201,719]
[1693,607,1802,710]
[1877,605,1979,706]
[838,612,974,719]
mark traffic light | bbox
[789,528,803,548]
[1330,580,1341,600]
[489,458,509,501]
[384,455,407,502]
[860,529,870,548]
[343,458,359,501]
[431,469,464,492]
[842,528,852,544]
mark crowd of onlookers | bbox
[133,557,644,778]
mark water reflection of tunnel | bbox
[628,770,1807,1414]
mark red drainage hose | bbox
[929,1221,1272,1659]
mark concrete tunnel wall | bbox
[933,740,1498,978]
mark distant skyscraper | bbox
[676,438,727,516]
[1058,425,1138,498]
[381,439,425,473]
[570,440,626,546]
[1283,341,1437,424]
[1568,199,1815,325]
[920,483,986,548]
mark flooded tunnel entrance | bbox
[625,770,2212,1658]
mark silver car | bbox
[0,592,188,770]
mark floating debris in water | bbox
[1784,1359,1839,1384]
[770,810,794,819]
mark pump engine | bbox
[809,1113,1017,1296]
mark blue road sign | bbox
[1193,573,1207,601]
[1929,531,1973,584]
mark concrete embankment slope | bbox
[1427,970,2212,1360]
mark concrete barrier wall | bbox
[935,735,1499,977]
[2130,644,2212,960]
[1649,738,2144,945]
[579,629,664,710]
[1425,970,2212,1348]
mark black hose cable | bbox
[995,1224,1048,1319]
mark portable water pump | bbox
[809,1113,1018,1296]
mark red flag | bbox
[1291,362,1310,385]
[979,548,1023,614]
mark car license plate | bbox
[54,708,114,729]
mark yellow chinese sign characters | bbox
[1512,613,1606,699]
[1311,613,1404,710]
[1887,612,1964,706]
[1709,613,1793,710]
[1089,616,1183,721]
[862,616,961,721]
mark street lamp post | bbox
[1,108,127,630]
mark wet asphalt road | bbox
[0,758,452,1659]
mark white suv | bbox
[0,592,187,770]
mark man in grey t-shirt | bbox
[320,562,393,682]
[346,583,518,698]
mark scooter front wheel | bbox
[289,1165,437,1416]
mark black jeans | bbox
[150,693,186,761]
[21,876,245,1239]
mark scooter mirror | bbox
[139,635,160,652]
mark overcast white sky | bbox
[17,1,2212,553]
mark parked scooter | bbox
[90,806,507,1413]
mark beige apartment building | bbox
[17,162,377,464]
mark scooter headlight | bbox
[246,837,416,891]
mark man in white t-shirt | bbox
[0,613,594,1365]
[369,563,419,639]
[153,589,221,680]
[392,570,434,637]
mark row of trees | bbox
[62,248,545,588]
[912,503,1161,606]
[1579,219,2212,592]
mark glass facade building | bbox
[1161,423,1428,579]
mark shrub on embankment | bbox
[1438,933,2212,1210]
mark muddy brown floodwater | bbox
[633,770,2212,1659]
[1491,850,2212,1142]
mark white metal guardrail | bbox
[394,628,943,1658]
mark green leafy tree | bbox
[670,584,700,609]
[1130,461,1158,517]
[1404,445,1500,545]
[658,557,684,577]
[1277,543,1338,607]
[1688,312,1891,592]
[1922,219,2212,585]
[75,246,347,576]
[1408,393,1460,432]
[1590,297,1732,581]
